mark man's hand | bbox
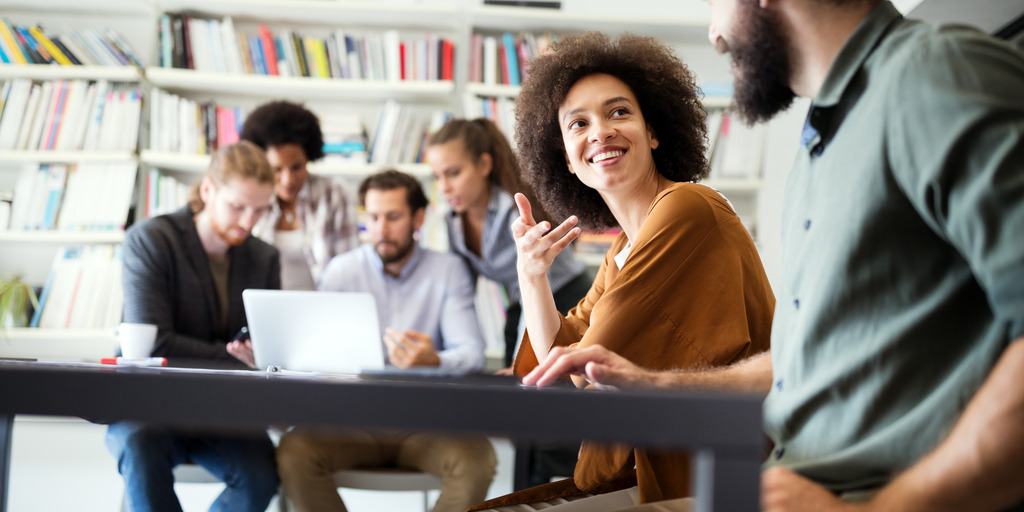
[762,467,863,512]
[521,345,660,389]
[510,193,580,278]
[226,339,257,369]
[384,328,441,368]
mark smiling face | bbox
[707,0,795,123]
[557,73,660,195]
[426,140,492,215]
[266,143,309,204]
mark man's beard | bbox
[376,235,415,264]
[728,1,796,124]
[210,214,247,246]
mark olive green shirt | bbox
[763,0,1024,497]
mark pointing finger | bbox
[514,193,536,227]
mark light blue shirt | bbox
[319,243,486,373]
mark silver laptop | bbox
[242,289,386,374]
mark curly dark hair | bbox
[515,32,708,229]
[239,100,325,162]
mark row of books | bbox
[0,79,142,152]
[149,88,370,162]
[706,110,766,180]
[144,168,189,219]
[0,19,140,67]
[30,244,124,330]
[463,95,516,147]
[157,13,456,82]
[148,88,243,156]
[6,162,138,232]
[468,31,555,87]
[369,100,450,165]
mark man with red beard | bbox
[106,141,282,512]
[275,169,496,512]
[518,0,1024,511]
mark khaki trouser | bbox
[484,487,693,512]
[277,428,497,512]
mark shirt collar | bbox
[814,0,902,108]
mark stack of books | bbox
[143,169,189,219]
[463,95,516,147]
[0,79,142,151]
[30,244,124,329]
[369,100,450,165]
[706,110,766,180]
[6,161,138,232]
[320,113,369,164]
[0,19,141,67]
[468,31,556,86]
[148,88,244,156]
[157,14,456,82]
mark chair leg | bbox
[422,489,429,512]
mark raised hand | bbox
[510,193,581,278]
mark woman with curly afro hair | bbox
[471,33,775,511]
[241,101,358,290]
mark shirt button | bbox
[811,144,824,157]
[793,299,800,309]
[803,219,811,230]
[775,446,785,459]
[775,379,783,391]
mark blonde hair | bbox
[188,141,274,212]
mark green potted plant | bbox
[0,275,39,334]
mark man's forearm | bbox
[658,350,773,397]
[870,336,1024,512]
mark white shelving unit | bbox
[145,67,456,102]
[0,64,141,82]
[0,231,125,243]
[140,150,431,178]
[0,328,118,361]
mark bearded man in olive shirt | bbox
[519,1,1024,511]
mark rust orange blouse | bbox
[479,182,774,508]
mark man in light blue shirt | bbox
[318,173,485,373]
[276,169,496,512]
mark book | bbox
[258,25,279,76]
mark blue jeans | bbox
[105,421,278,512]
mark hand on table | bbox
[762,467,865,512]
[521,344,658,390]
[226,339,257,369]
[384,328,441,368]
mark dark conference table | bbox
[0,360,764,511]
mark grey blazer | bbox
[122,206,280,364]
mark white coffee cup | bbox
[113,323,158,359]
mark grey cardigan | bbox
[122,207,280,364]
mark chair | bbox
[332,467,442,512]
